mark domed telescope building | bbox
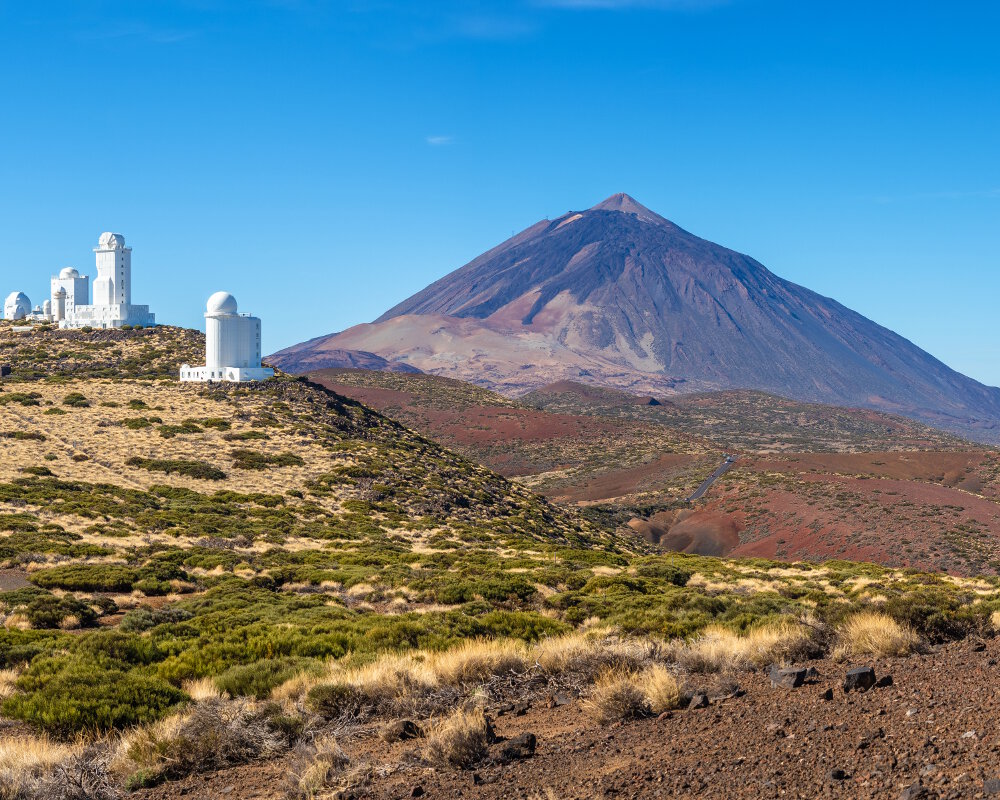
[3,292,31,321]
[180,292,274,383]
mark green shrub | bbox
[62,392,90,408]
[224,431,268,442]
[21,465,54,477]
[230,450,304,471]
[31,564,139,592]
[215,657,315,700]
[3,661,185,733]
[1,431,46,441]
[126,457,226,481]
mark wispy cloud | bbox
[535,0,730,9]
[73,21,201,44]
[426,135,455,146]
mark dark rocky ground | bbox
[136,636,1000,800]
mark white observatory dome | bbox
[54,286,67,296]
[98,232,126,250]
[206,291,238,315]
[4,292,31,320]
[59,267,80,279]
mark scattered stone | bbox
[843,666,877,693]
[962,730,978,739]
[900,781,931,799]
[769,665,807,689]
[876,675,894,688]
[514,700,530,716]
[688,693,710,709]
[906,708,919,718]
[806,666,821,679]
[984,777,1000,795]
[472,773,484,786]
[411,787,424,798]
[500,732,537,762]
[972,640,987,652]
[828,769,848,781]
[548,692,572,708]
[823,688,834,701]
[382,719,423,742]
[657,711,673,721]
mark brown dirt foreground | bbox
[134,638,1000,800]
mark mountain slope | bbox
[269,194,1000,441]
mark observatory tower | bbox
[180,292,274,383]
[60,233,155,329]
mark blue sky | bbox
[2,1,998,384]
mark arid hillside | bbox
[4,323,1000,800]
[311,369,1000,576]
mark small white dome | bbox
[206,291,238,314]
[98,232,125,250]
[54,287,67,296]
[59,267,80,279]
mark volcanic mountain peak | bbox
[269,195,1000,442]
[589,192,663,222]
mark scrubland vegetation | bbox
[1,325,999,797]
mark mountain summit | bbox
[270,195,1000,441]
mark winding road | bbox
[686,455,736,502]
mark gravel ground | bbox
[136,637,1000,800]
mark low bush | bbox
[4,661,185,734]
[287,735,369,800]
[62,392,90,408]
[126,457,226,481]
[230,450,304,470]
[31,564,138,593]
[224,430,268,442]
[113,697,290,787]
[215,657,314,700]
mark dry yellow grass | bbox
[428,639,529,685]
[833,612,920,659]
[288,735,369,800]
[636,663,681,713]
[0,735,82,782]
[671,619,816,672]
[0,668,20,701]
[991,609,1000,632]
[183,676,225,702]
[583,670,649,724]
[423,707,492,769]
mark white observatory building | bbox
[60,233,155,329]
[50,268,89,324]
[3,292,31,321]
[180,292,274,383]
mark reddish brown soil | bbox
[136,638,1000,800]
[552,454,700,503]
[695,453,1000,574]
[657,510,741,556]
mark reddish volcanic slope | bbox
[270,193,1000,443]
